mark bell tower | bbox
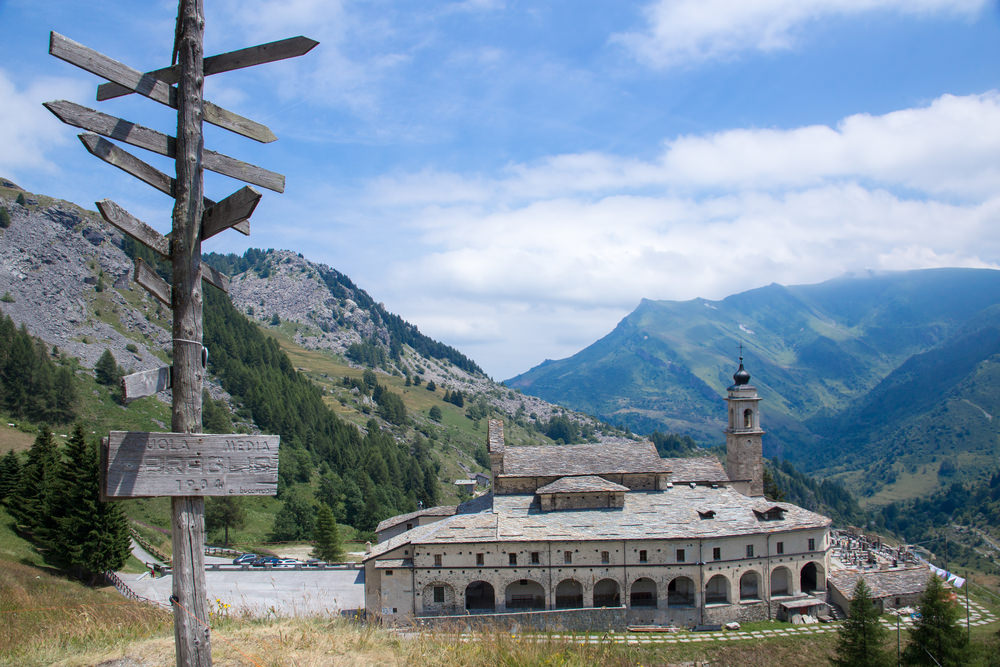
[725,353,764,497]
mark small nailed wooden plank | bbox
[103,431,280,498]
[134,258,172,305]
[200,264,230,293]
[97,36,319,101]
[202,186,261,240]
[80,133,173,197]
[46,101,284,192]
[122,366,172,403]
[96,200,170,257]
[50,32,276,143]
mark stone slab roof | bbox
[376,505,457,533]
[828,567,934,600]
[536,475,630,494]
[501,440,670,477]
[663,456,730,483]
[366,485,831,561]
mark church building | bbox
[364,360,831,627]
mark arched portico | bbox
[465,580,495,611]
[771,566,791,597]
[801,561,825,593]
[667,576,695,607]
[705,574,730,605]
[630,577,657,608]
[594,578,621,607]
[555,579,583,609]
[739,570,761,601]
[505,579,545,610]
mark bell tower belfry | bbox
[725,353,764,497]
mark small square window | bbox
[386,570,393,576]
[564,551,572,564]
[676,548,685,563]
[746,544,754,558]
[530,552,540,564]
[712,547,721,561]
[601,551,610,564]
[434,554,442,567]
[509,553,517,566]
[406,523,413,530]
[433,586,445,603]
[776,542,784,555]
[639,550,647,563]
[476,553,484,566]
[808,538,816,551]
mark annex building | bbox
[364,361,832,627]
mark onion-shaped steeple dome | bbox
[733,357,751,386]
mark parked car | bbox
[273,558,300,568]
[251,556,279,567]
[232,553,257,565]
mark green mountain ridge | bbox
[507,268,1000,502]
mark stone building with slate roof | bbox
[363,361,832,627]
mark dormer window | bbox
[698,509,716,520]
[753,506,786,521]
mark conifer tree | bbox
[831,578,891,667]
[53,425,130,580]
[903,575,968,666]
[206,496,245,547]
[94,349,121,386]
[0,450,22,502]
[9,426,58,535]
[312,504,344,562]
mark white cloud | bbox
[0,69,90,177]
[613,0,988,68]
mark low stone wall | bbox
[413,606,628,632]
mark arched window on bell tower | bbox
[743,408,753,429]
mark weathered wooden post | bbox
[44,4,317,665]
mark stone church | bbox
[364,360,831,627]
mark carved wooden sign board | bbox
[101,432,279,500]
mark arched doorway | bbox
[555,579,583,609]
[771,566,791,596]
[801,562,824,593]
[630,577,657,607]
[594,578,621,607]
[705,574,730,605]
[739,571,761,601]
[465,581,495,611]
[667,576,695,607]
[505,579,545,610]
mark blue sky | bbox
[2,0,1000,379]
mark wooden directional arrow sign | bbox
[50,32,276,143]
[46,101,285,192]
[102,431,279,499]
[203,186,260,239]
[97,35,319,101]
[134,258,171,305]
[97,199,171,257]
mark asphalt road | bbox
[120,567,365,616]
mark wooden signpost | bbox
[45,3,317,665]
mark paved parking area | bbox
[121,567,365,616]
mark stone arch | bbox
[594,578,621,607]
[505,578,545,610]
[422,581,456,614]
[800,561,825,593]
[739,570,761,601]
[465,580,495,611]
[771,566,792,596]
[743,408,753,429]
[555,578,584,609]
[630,577,657,608]
[705,574,730,604]
[667,576,695,607]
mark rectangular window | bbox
[433,554,442,567]
[385,570,393,576]
[601,551,610,564]
[712,547,721,561]
[639,550,647,563]
[746,544,754,558]
[808,538,816,551]
[476,553,484,566]
[531,551,540,564]
[676,548,685,563]
[776,542,784,555]
[406,523,413,530]
[509,553,517,566]
[433,586,445,603]
[564,551,572,564]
